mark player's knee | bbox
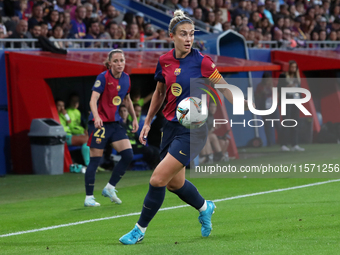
[166,182,182,191]
[150,175,168,187]
[120,148,134,163]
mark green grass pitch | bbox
[1,144,340,255]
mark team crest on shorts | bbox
[112,96,121,106]
[117,85,121,91]
[174,68,181,76]
[96,138,102,144]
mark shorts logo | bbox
[94,80,101,88]
[96,138,102,144]
[112,96,121,106]
[174,68,181,76]
[171,83,182,97]
[179,150,187,156]
[117,85,121,91]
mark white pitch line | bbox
[1,179,339,238]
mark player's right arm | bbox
[90,73,106,129]
[139,81,166,145]
[90,91,103,129]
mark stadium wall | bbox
[0,50,10,176]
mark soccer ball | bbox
[176,97,207,129]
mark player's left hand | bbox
[244,100,255,111]
[131,118,139,133]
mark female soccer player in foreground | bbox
[84,49,138,207]
[119,10,237,244]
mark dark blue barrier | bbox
[0,49,10,175]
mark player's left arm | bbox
[201,55,249,109]
[124,94,139,133]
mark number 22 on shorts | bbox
[94,127,106,138]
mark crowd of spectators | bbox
[147,0,340,48]
[0,0,171,48]
[0,0,339,49]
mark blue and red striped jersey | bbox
[154,48,222,122]
[89,70,131,122]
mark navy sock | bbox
[109,149,133,186]
[169,180,205,210]
[137,184,166,228]
[85,157,101,195]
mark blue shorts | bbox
[87,121,128,149]
[160,120,208,166]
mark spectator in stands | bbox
[238,25,249,39]
[101,5,118,28]
[56,98,90,168]
[263,0,274,24]
[6,19,29,48]
[46,10,59,35]
[232,14,243,30]
[28,4,43,30]
[292,16,306,39]
[284,16,292,30]
[248,11,260,29]
[193,7,203,22]
[255,72,282,147]
[289,4,298,18]
[331,17,340,31]
[328,30,337,47]
[222,21,231,31]
[144,23,160,41]
[301,16,315,38]
[330,5,340,22]
[189,0,198,16]
[242,15,248,27]
[14,0,28,21]
[271,16,284,36]
[309,30,320,48]
[65,0,80,20]
[83,2,94,31]
[62,10,73,38]
[198,0,209,20]
[99,0,110,14]
[206,11,222,33]
[84,19,100,47]
[157,28,172,47]
[0,13,10,37]
[178,0,193,15]
[319,29,327,47]
[39,21,49,38]
[49,24,65,48]
[233,0,249,19]
[216,0,230,23]
[135,12,145,33]
[28,23,41,39]
[0,26,5,39]
[70,5,86,38]
[261,16,272,34]
[165,0,180,10]
[295,2,305,17]
[278,61,305,152]
[126,23,139,48]
[54,0,66,12]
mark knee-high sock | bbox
[84,157,101,195]
[168,179,205,210]
[109,149,133,186]
[137,184,166,228]
[81,143,90,166]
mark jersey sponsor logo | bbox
[171,83,182,97]
[94,80,101,87]
[165,64,171,67]
[112,96,121,106]
[211,63,216,69]
[108,82,113,85]
[117,85,121,91]
[174,68,181,76]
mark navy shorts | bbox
[160,120,208,166]
[87,121,128,149]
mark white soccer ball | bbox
[176,97,207,129]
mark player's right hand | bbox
[94,117,103,129]
[139,124,151,145]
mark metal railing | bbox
[246,40,340,50]
[0,38,174,50]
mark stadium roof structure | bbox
[22,51,281,74]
